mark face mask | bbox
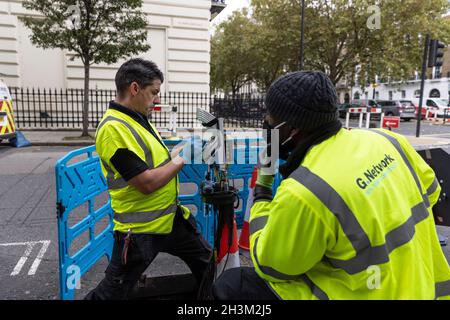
[263,121,296,161]
[279,133,296,161]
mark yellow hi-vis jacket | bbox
[250,128,450,300]
[96,108,189,234]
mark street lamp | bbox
[300,0,305,70]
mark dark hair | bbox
[115,58,164,97]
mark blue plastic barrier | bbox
[56,145,114,300]
[56,138,280,300]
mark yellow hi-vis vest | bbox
[250,128,450,300]
[96,108,189,234]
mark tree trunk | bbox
[82,63,90,137]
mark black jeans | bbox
[84,210,211,300]
[212,267,280,300]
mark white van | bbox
[424,98,450,117]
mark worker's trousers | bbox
[84,209,211,300]
[212,267,280,300]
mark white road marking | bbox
[0,241,51,276]
[11,243,34,276]
[28,241,50,275]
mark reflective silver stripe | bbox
[290,166,430,274]
[101,149,172,190]
[436,280,450,299]
[96,116,156,190]
[327,201,429,274]
[252,237,303,281]
[98,116,154,169]
[101,159,128,190]
[108,178,128,190]
[114,204,178,224]
[300,275,330,300]
[250,216,269,236]
[290,166,371,253]
[427,178,439,196]
[372,130,432,208]
[252,236,330,299]
[372,130,428,203]
[96,116,110,135]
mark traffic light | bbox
[428,39,446,68]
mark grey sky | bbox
[211,0,250,28]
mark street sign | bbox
[382,116,400,129]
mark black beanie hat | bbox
[265,71,338,131]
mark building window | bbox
[389,91,393,100]
[375,91,380,99]
[414,90,421,98]
[344,93,350,103]
[435,67,442,79]
[430,89,441,98]
[354,92,360,100]
[401,90,406,98]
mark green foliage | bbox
[21,0,150,135]
[211,9,256,96]
[212,0,450,92]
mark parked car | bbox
[376,100,416,121]
[351,99,380,109]
[337,103,361,119]
[351,99,383,119]
[424,98,450,118]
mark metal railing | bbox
[210,95,266,128]
[9,88,267,130]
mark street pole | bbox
[299,0,305,70]
[416,34,430,138]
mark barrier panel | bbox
[152,104,178,137]
[425,108,438,122]
[345,107,385,129]
[56,145,113,301]
[345,107,366,129]
[443,108,450,124]
[56,138,280,300]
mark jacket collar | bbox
[109,101,147,123]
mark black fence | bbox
[210,95,266,128]
[9,88,266,130]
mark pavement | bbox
[17,129,193,147]
[0,120,449,300]
[0,143,251,300]
[12,118,450,147]
[18,130,96,147]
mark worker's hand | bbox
[171,137,204,165]
[256,168,275,189]
[256,144,275,188]
[171,145,186,167]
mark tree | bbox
[213,0,450,91]
[21,0,150,136]
[211,10,256,97]
[250,0,300,90]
